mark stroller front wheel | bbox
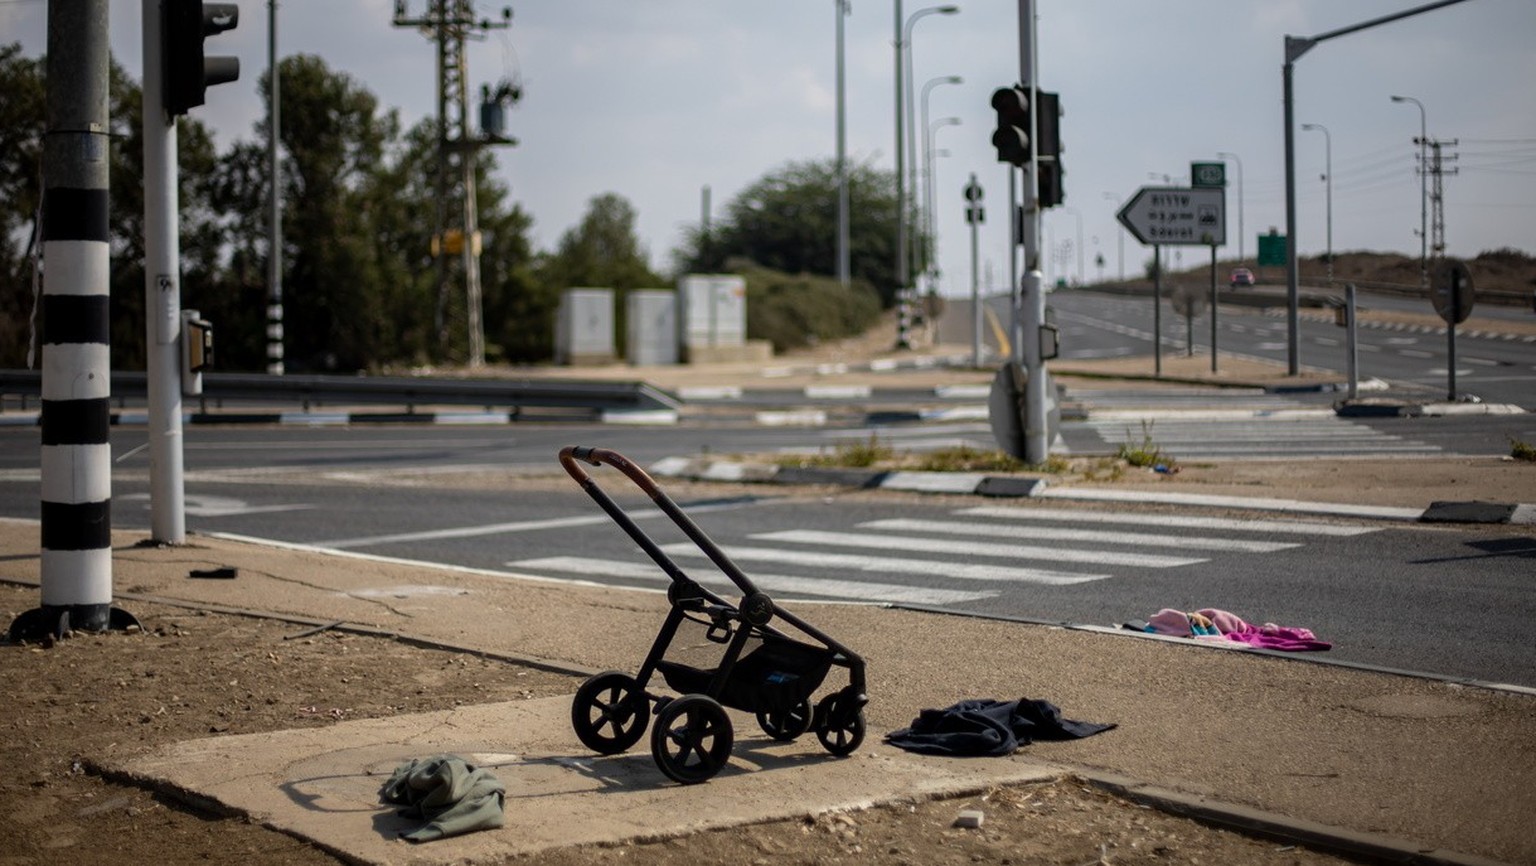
[572,671,649,755]
[756,699,813,741]
[815,694,866,757]
[652,694,734,784]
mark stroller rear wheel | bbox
[572,671,649,754]
[651,694,733,784]
[815,693,866,756]
[756,699,813,741]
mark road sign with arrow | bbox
[1116,186,1226,246]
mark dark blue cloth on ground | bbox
[884,698,1115,757]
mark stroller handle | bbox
[559,445,763,600]
[559,446,662,496]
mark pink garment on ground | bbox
[1195,608,1333,652]
[1223,622,1331,652]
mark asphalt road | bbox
[3,423,1532,689]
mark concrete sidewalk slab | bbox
[109,696,1058,865]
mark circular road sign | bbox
[1169,284,1208,318]
[1430,260,1475,325]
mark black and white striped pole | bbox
[9,0,137,641]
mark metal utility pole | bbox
[1017,0,1047,464]
[1281,0,1468,375]
[393,1,514,368]
[10,0,137,641]
[892,0,909,349]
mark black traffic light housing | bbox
[164,0,240,116]
[1036,91,1064,207]
[990,85,1030,167]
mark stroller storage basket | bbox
[656,636,835,715]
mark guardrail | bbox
[0,370,681,417]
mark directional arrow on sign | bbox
[1116,186,1226,247]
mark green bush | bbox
[725,259,882,353]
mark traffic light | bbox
[164,0,240,116]
[1036,91,1064,207]
[990,85,1030,167]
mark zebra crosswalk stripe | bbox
[749,530,1204,568]
[505,555,1000,605]
[857,518,1299,553]
[957,506,1381,537]
[657,544,1110,585]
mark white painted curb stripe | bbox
[880,471,987,493]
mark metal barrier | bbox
[0,370,680,417]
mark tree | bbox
[673,158,911,306]
[265,54,399,370]
[0,44,46,368]
[532,193,663,360]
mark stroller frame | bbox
[561,445,868,784]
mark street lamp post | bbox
[925,117,960,294]
[895,3,958,349]
[919,74,962,287]
[1216,151,1244,265]
[1390,94,1428,290]
[1301,123,1332,285]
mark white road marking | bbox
[507,555,1000,605]
[957,506,1381,536]
[658,544,1110,585]
[858,518,1300,553]
[749,530,1204,568]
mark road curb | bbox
[1081,773,1515,866]
[1336,401,1528,418]
[648,457,1533,524]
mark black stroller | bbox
[560,446,868,784]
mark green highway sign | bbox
[1191,161,1226,188]
[1257,232,1287,266]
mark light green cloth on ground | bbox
[379,754,506,843]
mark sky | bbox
[6,0,1535,296]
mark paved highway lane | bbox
[957,289,1536,409]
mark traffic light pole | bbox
[1017,0,1048,464]
[142,0,188,545]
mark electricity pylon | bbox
[392,1,517,367]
